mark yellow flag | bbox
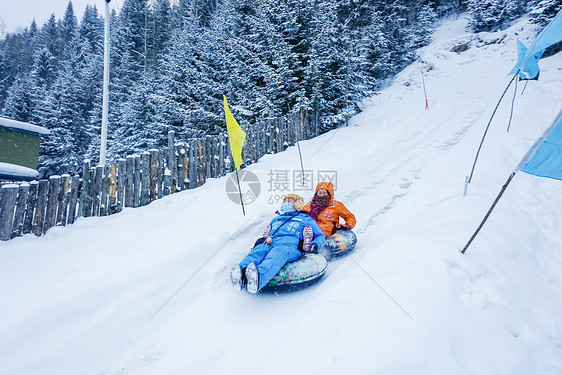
[223,95,246,170]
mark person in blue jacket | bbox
[231,194,325,293]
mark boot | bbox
[245,263,259,294]
[302,225,314,252]
[230,265,246,291]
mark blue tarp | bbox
[510,11,562,80]
[522,114,562,181]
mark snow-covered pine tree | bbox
[361,9,393,81]
[155,2,212,136]
[468,0,527,31]
[150,0,172,67]
[36,77,78,177]
[30,48,58,94]
[530,0,562,25]
[60,2,78,49]
[79,5,104,54]
[412,3,438,49]
[0,21,41,107]
[1,74,35,123]
[41,14,63,62]
[0,43,7,106]
[382,0,416,73]
[307,0,364,127]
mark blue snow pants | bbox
[239,243,302,291]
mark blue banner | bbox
[509,11,562,80]
[522,114,562,181]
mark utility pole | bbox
[100,0,111,166]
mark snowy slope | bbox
[1,15,562,375]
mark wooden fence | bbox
[0,109,320,241]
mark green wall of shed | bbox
[0,128,41,169]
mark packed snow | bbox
[0,117,50,136]
[1,15,562,375]
[0,163,38,179]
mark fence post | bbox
[247,125,255,165]
[139,151,150,206]
[91,165,104,216]
[258,122,266,159]
[302,110,308,139]
[211,136,218,177]
[168,131,176,188]
[43,175,61,234]
[134,155,141,207]
[268,120,275,153]
[0,184,18,241]
[182,144,189,189]
[188,140,196,188]
[33,180,49,236]
[298,110,304,141]
[218,134,226,177]
[57,175,71,225]
[67,176,80,224]
[224,134,233,173]
[197,139,204,186]
[163,169,172,196]
[11,183,29,238]
[23,181,38,234]
[80,160,92,217]
[125,155,135,207]
[204,136,211,178]
[117,158,126,211]
[157,149,165,198]
[291,112,298,146]
[101,166,110,216]
[149,149,159,201]
[107,164,117,214]
[140,152,150,206]
[162,147,171,195]
[176,144,186,191]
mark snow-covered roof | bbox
[0,162,39,180]
[0,117,50,136]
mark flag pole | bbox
[421,69,429,110]
[467,73,518,184]
[100,0,111,166]
[462,109,562,254]
[235,169,246,216]
[223,95,247,216]
[461,172,515,254]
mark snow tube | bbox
[320,229,357,260]
[261,253,327,293]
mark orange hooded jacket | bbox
[303,182,356,237]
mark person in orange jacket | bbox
[303,182,356,237]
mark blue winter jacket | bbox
[268,211,325,250]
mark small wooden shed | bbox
[0,117,50,181]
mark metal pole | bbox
[421,70,429,110]
[467,73,517,184]
[461,172,515,254]
[462,109,562,254]
[100,0,111,166]
[235,170,246,216]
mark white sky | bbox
[0,0,124,36]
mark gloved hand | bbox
[335,223,351,230]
